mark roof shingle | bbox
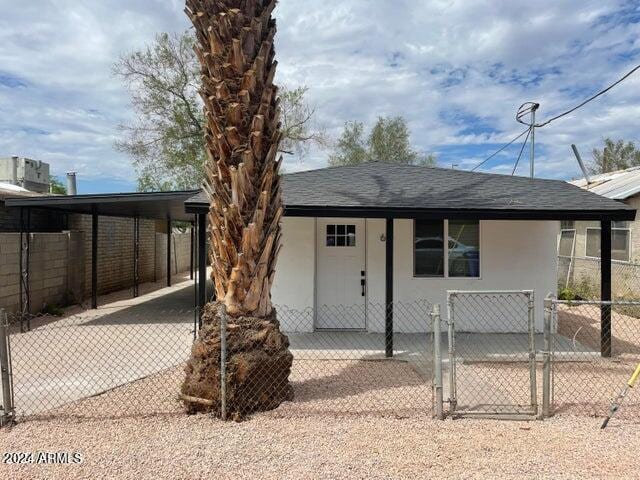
[186,162,635,219]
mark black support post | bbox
[166,217,172,287]
[385,217,394,358]
[91,207,98,309]
[600,220,612,357]
[190,222,195,280]
[197,213,207,328]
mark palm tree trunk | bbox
[181,0,293,418]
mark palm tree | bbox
[181,0,293,418]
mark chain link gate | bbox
[545,297,640,419]
[443,290,539,418]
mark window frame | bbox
[557,228,576,258]
[585,226,632,262]
[413,219,481,279]
[325,223,357,248]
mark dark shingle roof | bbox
[185,162,635,220]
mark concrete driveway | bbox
[8,278,197,418]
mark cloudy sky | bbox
[0,0,639,193]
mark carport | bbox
[5,191,203,314]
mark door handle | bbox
[361,278,366,296]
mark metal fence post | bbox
[219,304,227,421]
[431,304,444,420]
[0,310,14,426]
[446,293,457,413]
[542,295,553,418]
[526,291,538,416]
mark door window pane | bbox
[414,220,444,276]
[326,224,356,247]
[448,220,480,278]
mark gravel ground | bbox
[2,300,638,478]
[2,360,640,479]
[2,413,640,479]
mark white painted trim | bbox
[364,218,369,330]
[313,217,318,330]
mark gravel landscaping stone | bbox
[2,412,639,479]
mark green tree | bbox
[329,116,436,167]
[328,121,369,166]
[115,31,324,192]
[279,86,329,158]
[590,138,640,174]
[50,177,67,195]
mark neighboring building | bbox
[0,156,51,193]
[560,167,640,263]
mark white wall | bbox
[272,217,316,331]
[271,217,559,333]
[386,219,558,332]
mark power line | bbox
[470,63,640,174]
[471,128,530,172]
[511,126,532,175]
[535,63,640,128]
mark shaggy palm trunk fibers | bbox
[182,303,293,418]
[181,0,293,418]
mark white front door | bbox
[316,218,367,330]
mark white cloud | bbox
[0,0,639,186]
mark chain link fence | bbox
[1,308,197,422]
[213,300,435,419]
[1,300,434,423]
[549,299,640,419]
[558,255,640,300]
[2,294,639,424]
[445,291,539,418]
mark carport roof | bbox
[5,190,199,222]
[185,162,636,221]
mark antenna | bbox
[571,144,591,184]
[516,102,540,178]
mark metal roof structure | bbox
[570,166,640,201]
[186,162,635,221]
[5,190,199,222]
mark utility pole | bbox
[516,102,540,179]
[529,103,539,179]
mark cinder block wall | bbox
[68,215,157,297]
[0,234,20,312]
[0,232,84,314]
[155,232,192,280]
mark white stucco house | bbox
[10,162,631,341]
[185,162,635,337]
